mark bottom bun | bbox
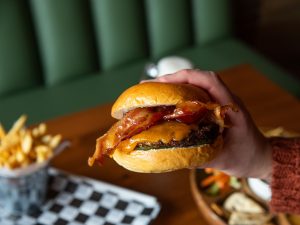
[112,135,223,173]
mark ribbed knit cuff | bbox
[270,137,300,214]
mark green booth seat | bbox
[1,38,299,128]
[0,60,147,128]
[0,0,299,128]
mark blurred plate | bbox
[246,178,271,202]
[190,169,300,225]
[189,127,300,225]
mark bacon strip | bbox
[88,107,172,166]
[164,101,208,124]
[115,107,172,142]
[88,101,236,166]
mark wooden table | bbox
[46,64,300,225]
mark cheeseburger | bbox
[88,82,234,173]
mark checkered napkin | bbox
[0,168,160,225]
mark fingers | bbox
[140,79,157,83]
[154,70,191,83]
[155,69,234,105]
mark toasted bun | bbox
[111,82,211,119]
[112,135,222,173]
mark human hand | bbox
[152,69,272,179]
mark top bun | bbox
[111,82,211,119]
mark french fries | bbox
[0,115,62,169]
[0,123,5,139]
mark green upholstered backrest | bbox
[30,0,98,86]
[0,0,231,97]
[91,0,148,70]
[145,0,192,58]
[0,0,41,96]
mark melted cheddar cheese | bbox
[117,121,197,153]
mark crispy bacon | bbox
[163,101,208,124]
[88,101,236,166]
[115,107,173,142]
[88,107,172,166]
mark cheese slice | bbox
[117,121,196,153]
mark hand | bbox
[152,69,272,179]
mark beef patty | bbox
[135,123,220,150]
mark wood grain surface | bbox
[45,64,300,225]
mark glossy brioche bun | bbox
[112,135,223,173]
[111,82,211,119]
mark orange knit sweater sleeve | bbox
[269,137,300,214]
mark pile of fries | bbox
[0,115,62,169]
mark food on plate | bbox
[210,203,228,218]
[261,126,299,138]
[88,82,236,172]
[224,192,265,214]
[201,168,241,195]
[228,211,272,225]
[223,192,273,225]
[194,127,300,225]
[0,115,62,169]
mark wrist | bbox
[259,142,272,181]
[254,140,272,180]
[241,135,272,179]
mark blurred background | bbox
[0,0,299,127]
[232,0,300,81]
[0,0,300,223]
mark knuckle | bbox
[208,71,222,83]
[208,71,219,79]
[157,77,166,82]
[178,69,191,75]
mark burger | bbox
[88,82,234,173]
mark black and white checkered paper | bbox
[0,168,160,225]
